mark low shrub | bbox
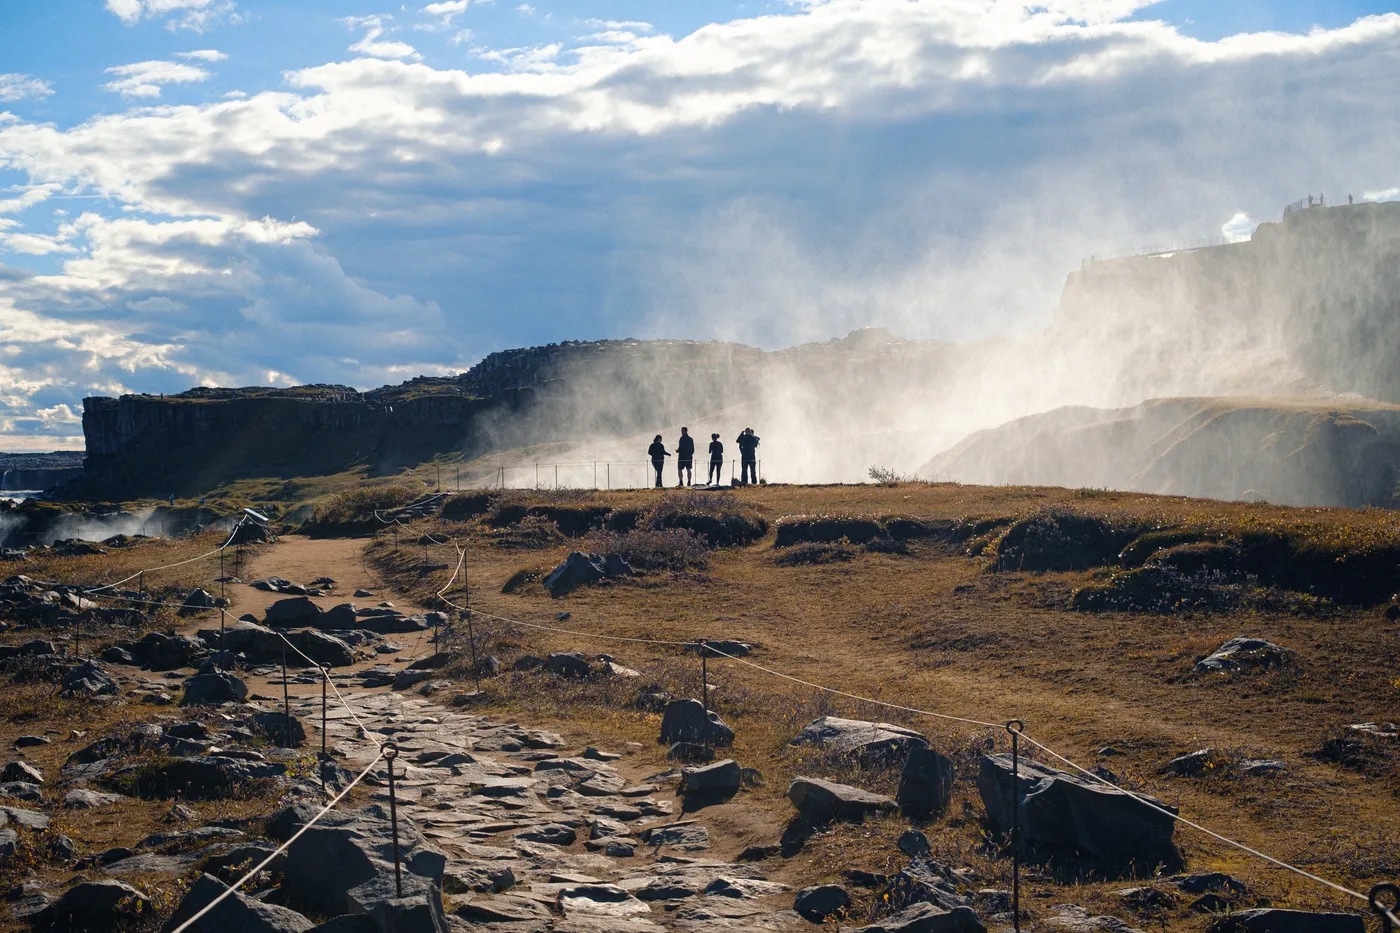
[775,539,857,565]
[491,515,566,550]
[584,527,709,572]
[311,485,418,525]
[648,490,767,547]
[442,493,495,521]
[501,568,545,594]
[993,509,1144,572]
[775,515,882,547]
[1119,529,1210,567]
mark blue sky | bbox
[1,0,1399,449]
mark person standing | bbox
[736,428,760,484]
[676,427,695,487]
[707,433,724,485]
[647,435,670,488]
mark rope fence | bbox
[16,518,1400,931]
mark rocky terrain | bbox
[0,456,83,495]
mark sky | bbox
[1,0,1399,451]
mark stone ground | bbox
[310,690,806,932]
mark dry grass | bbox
[349,481,1400,929]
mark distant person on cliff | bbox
[736,428,760,484]
[648,435,670,488]
[707,434,724,485]
[676,428,695,486]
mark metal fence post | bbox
[282,645,292,748]
[320,665,329,794]
[384,743,403,897]
[1006,720,1025,933]
[467,610,480,691]
[698,640,709,712]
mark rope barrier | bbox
[82,516,248,596]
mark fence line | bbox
[1082,233,1251,268]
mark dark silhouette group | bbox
[648,426,760,488]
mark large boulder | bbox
[882,860,969,913]
[794,885,851,921]
[977,754,1177,862]
[107,756,284,800]
[659,699,734,747]
[898,745,955,819]
[36,880,152,931]
[1,761,42,784]
[265,596,323,627]
[146,634,209,670]
[281,805,446,917]
[1211,909,1364,933]
[61,660,118,697]
[319,603,360,630]
[181,672,248,706]
[1195,636,1297,674]
[680,759,742,796]
[853,902,986,933]
[542,552,607,597]
[787,777,897,822]
[791,716,927,764]
[160,873,313,932]
[292,630,354,668]
[545,652,592,678]
[248,711,306,747]
[178,587,219,617]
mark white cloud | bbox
[346,15,422,61]
[0,74,54,103]
[102,60,211,98]
[105,0,239,31]
[420,0,475,30]
[0,184,61,215]
[176,49,228,62]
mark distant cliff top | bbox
[0,451,85,469]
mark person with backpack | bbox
[676,427,695,487]
[647,435,670,488]
[736,428,760,484]
[707,433,724,485]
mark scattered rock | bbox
[1191,893,1232,914]
[977,753,1177,862]
[680,759,742,797]
[543,552,607,597]
[1,762,41,785]
[13,736,48,749]
[178,587,219,617]
[354,589,374,597]
[1044,904,1145,933]
[794,884,851,921]
[659,699,734,747]
[897,745,955,819]
[882,860,968,913]
[545,652,592,678]
[788,777,897,822]
[852,902,985,933]
[897,830,931,859]
[100,646,133,664]
[180,672,248,706]
[791,715,927,764]
[264,596,323,627]
[1239,758,1286,775]
[1209,909,1363,933]
[161,873,313,932]
[1195,636,1297,674]
[639,821,710,851]
[36,880,152,931]
[61,660,118,697]
[1162,749,1216,777]
[64,788,122,808]
[515,824,577,846]
[282,805,445,916]
[0,782,42,803]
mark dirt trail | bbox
[231,535,386,620]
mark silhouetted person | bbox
[676,427,695,486]
[736,428,760,484]
[648,435,670,488]
[707,433,724,485]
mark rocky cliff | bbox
[0,452,85,493]
[917,398,1400,508]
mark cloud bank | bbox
[1,0,1399,453]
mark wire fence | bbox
[1081,233,1252,268]
[21,517,1399,930]
[428,459,767,491]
